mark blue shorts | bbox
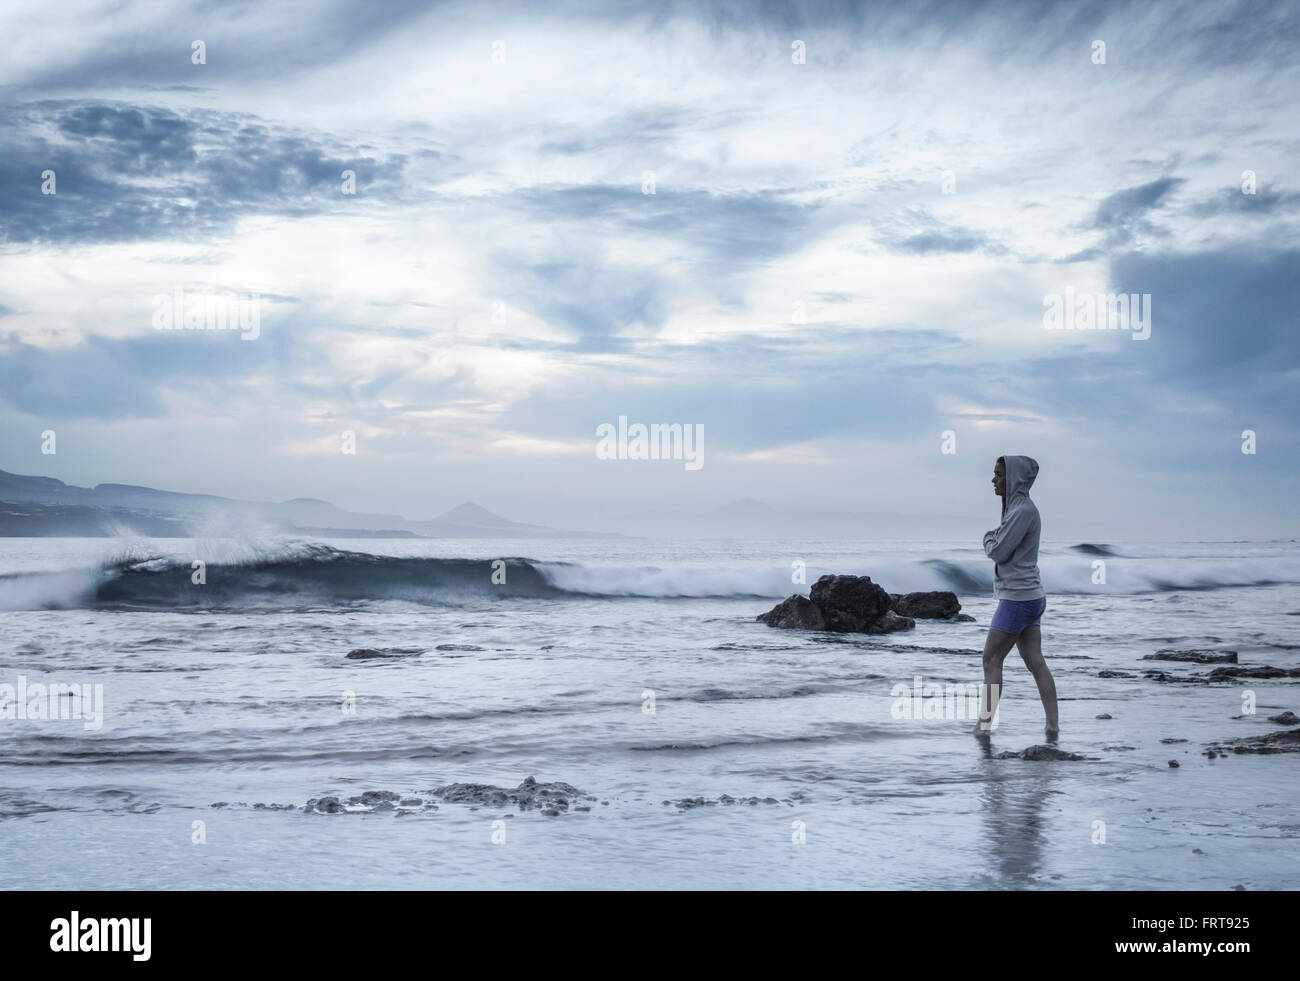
[990,596,1046,635]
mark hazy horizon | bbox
[2,0,1298,540]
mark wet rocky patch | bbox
[663,792,805,810]
[298,776,594,816]
[1204,729,1300,756]
[995,745,1092,761]
[1144,665,1300,684]
[427,776,593,815]
[1143,649,1238,664]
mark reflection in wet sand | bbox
[974,739,1059,888]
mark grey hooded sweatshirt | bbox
[982,455,1045,601]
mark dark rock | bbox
[1144,649,1238,664]
[1099,670,1134,678]
[351,790,401,806]
[1205,729,1300,756]
[889,590,961,619]
[861,610,916,634]
[1096,713,1113,719]
[1142,670,1179,682]
[1160,738,1187,744]
[1168,760,1180,768]
[305,796,344,814]
[1267,711,1300,726]
[810,574,893,632]
[755,595,824,630]
[346,648,386,660]
[949,613,977,622]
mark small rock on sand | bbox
[345,647,424,660]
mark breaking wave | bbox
[0,542,1297,611]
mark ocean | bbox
[1,537,1297,890]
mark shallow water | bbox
[1,537,1296,889]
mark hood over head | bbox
[1001,455,1039,504]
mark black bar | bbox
[0,889,1281,967]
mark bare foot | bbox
[1045,726,1060,743]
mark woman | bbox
[974,455,1059,739]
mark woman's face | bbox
[992,460,1006,497]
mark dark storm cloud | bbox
[1059,177,1186,261]
[1187,186,1300,219]
[0,101,419,246]
[1093,177,1183,231]
[1113,247,1300,386]
[1014,246,1300,434]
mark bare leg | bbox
[974,628,1017,735]
[1014,625,1059,739]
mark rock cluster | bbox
[757,575,970,634]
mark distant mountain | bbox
[430,501,540,530]
[408,500,602,539]
[712,497,780,517]
[0,468,616,539]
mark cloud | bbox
[1187,185,1300,218]
[0,329,276,418]
[0,0,1298,533]
[873,210,1010,256]
[0,101,417,246]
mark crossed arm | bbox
[983,508,1032,564]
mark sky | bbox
[0,0,1297,539]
